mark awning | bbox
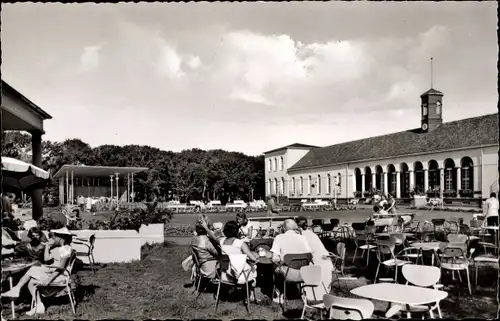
[53,165,149,179]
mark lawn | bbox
[6,239,498,320]
[5,206,497,319]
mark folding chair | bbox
[438,244,472,295]
[374,241,413,284]
[352,225,376,266]
[32,250,78,314]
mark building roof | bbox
[289,113,498,171]
[264,143,319,155]
[2,81,53,119]
[420,88,444,97]
[53,165,149,179]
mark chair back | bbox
[402,265,440,287]
[300,265,328,302]
[312,219,325,226]
[321,223,333,232]
[352,222,366,234]
[364,225,376,235]
[439,244,467,260]
[213,222,223,230]
[459,224,470,234]
[336,242,346,260]
[330,219,340,227]
[447,233,468,244]
[375,241,395,261]
[283,253,313,270]
[250,238,274,251]
[216,255,231,275]
[333,226,352,240]
[432,219,445,227]
[404,220,420,233]
[323,294,374,320]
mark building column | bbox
[424,169,429,192]
[59,178,64,206]
[31,131,43,220]
[383,172,388,195]
[131,172,135,202]
[396,171,401,199]
[409,170,415,191]
[70,171,74,204]
[115,173,120,209]
[439,168,445,199]
[372,172,376,190]
[456,167,461,198]
[109,175,114,203]
[361,174,366,194]
[66,171,69,205]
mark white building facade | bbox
[264,88,498,203]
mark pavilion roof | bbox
[53,165,149,179]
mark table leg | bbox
[431,253,435,266]
[9,276,15,319]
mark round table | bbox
[1,261,38,319]
[408,242,444,266]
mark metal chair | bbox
[299,265,328,319]
[352,225,376,266]
[401,265,443,319]
[73,234,97,273]
[273,253,313,310]
[438,244,472,295]
[191,246,218,299]
[374,241,413,284]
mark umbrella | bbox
[1,157,51,192]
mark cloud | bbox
[186,56,202,70]
[77,44,103,73]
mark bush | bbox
[164,225,194,237]
[37,216,65,231]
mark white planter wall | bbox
[139,223,164,246]
[71,230,142,264]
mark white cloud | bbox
[186,56,202,69]
[77,44,103,73]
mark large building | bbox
[264,87,499,204]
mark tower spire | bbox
[430,57,433,89]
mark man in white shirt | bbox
[270,219,311,302]
[484,192,499,224]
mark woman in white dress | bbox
[2,227,74,315]
[236,213,253,240]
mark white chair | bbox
[212,222,223,230]
[472,243,499,288]
[374,241,413,283]
[32,250,78,314]
[299,265,328,319]
[353,225,377,266]
[438,244,472,295]
[401,265,443,319]
[323,294,374,320]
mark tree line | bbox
[2,132,265,205]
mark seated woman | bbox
[1,227,74,316]
[236,212,253,241]
[386,194,397,214]
[378,195,389,211]
[190,222,220,279]
[3,227,48,262]
[373,204,388,215]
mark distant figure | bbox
[386,194,397,214]
[379,195,389,211]
[266,196,279,217]
[484,192,499,226]
[373,205,388,215]
[77,195,85,211]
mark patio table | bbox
[351,283,448,318]
[1,261,38,319]
[408,242,444,266]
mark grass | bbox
[4,207,497,319]
[4,239,498,320]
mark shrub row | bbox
[407,206,482,213]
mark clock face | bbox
[422,123,428,131]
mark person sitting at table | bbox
[295,216,333,292]
[3,227,48,262]
[1,227,74,316]
[378,195,389,211]
[236,212,253,240]
[270,219,312,303]
[386,194,397,214]
[373,205,388,215]
[190,222,220,280]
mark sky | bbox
[2,2,497,156]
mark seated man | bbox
[7,227,48,262]
[373,204,388,215]
[270,219,312,302]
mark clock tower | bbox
[420,88,443,132]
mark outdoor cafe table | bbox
[351,283,448,318]
[1,261,38,319]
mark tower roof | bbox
[420,88,443,97]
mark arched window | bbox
[327,174,331,194]
[300,177,304,194]
[267,179,271,194]
[281,177,285,195]
[436,101,441,115]
[317,175,321,194]
[273,178,278,195]
[428,160,440,190]
[280,156,284,170]
[268,159,272,172]
[444,159,455,192]
[273,158,277,171]
[461,157,474,191]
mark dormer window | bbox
[436,101,441,115]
